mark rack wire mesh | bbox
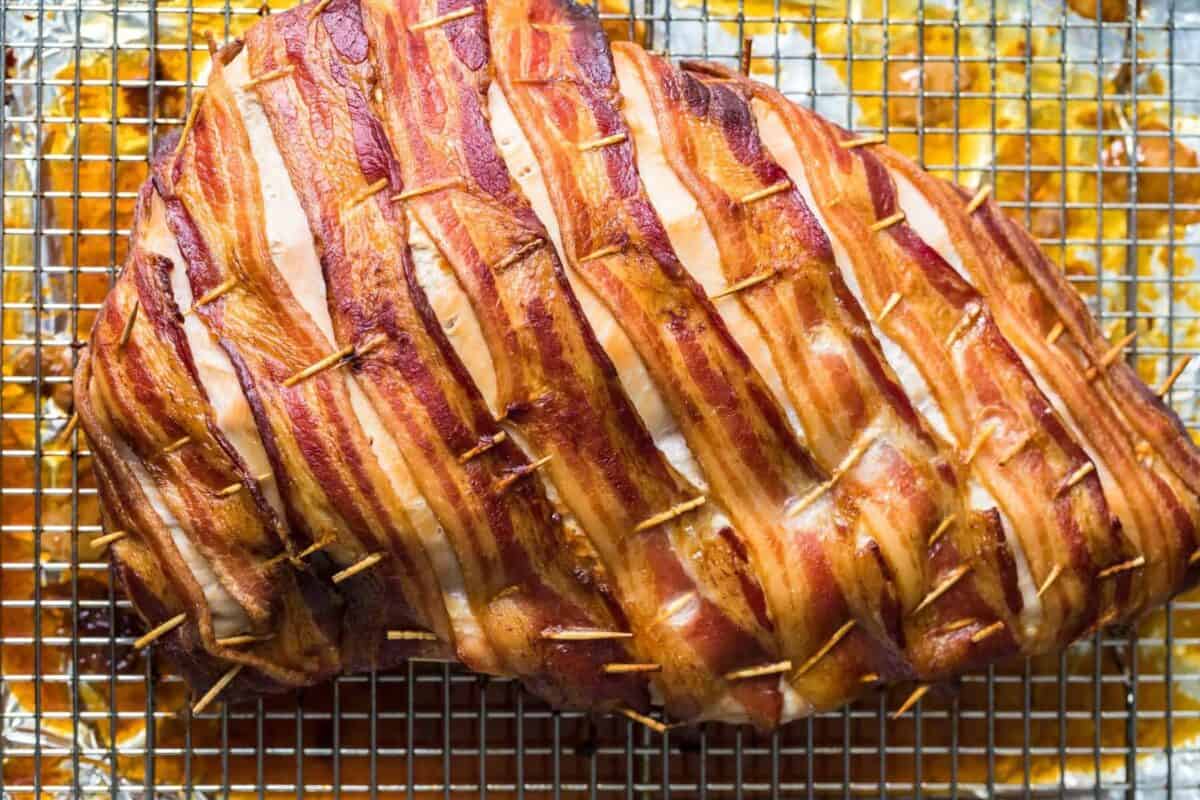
[3,0,1200,795]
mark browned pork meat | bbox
[73,0,1200,727]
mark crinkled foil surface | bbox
[3,0,1200,796]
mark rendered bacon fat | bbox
[73,0,1199,724]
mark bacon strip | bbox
[242,0,645,711]
[615,45,1023,675]
[75,185,342,697]
[488,0,916,711]
[153,53,451,672]
[359,0,789,724]
[878,152,1200,612]
[737,70,1139,648]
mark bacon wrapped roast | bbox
[74,0,1198,727]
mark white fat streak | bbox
[492,74,811,719]
[753,106,952,447]
[407,214,500,416]
[487,82,707,490]
[104,425,248,637]
[612,52,807,448]
[143,194,286,520]
[893,172,1150,629]
[224,54,480,643]
[752,101,1043,636]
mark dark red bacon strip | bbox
[359,0,788,724]
[74,185,342,698]
[152,50,451,672]
[617,45,1023,676]
[878,151,1200,612]
[488,0,914,709]
[734,72,1139,648]
[244,0,646,711]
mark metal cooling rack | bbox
[4,0,1200,796]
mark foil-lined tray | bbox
[3,0,1200,795]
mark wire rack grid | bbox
[3,0,1200,796]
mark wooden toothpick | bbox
[409,6,475,31]
[243,65,295,90]
[602,662,662,674]
[962,420,999,466]
[343,178,390,212]
[458,431,508,463]
[1156,356,1192,397]
[839,133,885,149]
[174,90,206,158]
[188,276,239,313]
[118,301,139,349]
[891,684,931,719]
[160,435,192,457]
[216,633,273,647]
[869,211,906,232]
[133,613,187,650]
[192,664,244,715]
[387,630,439,641]
[1057,462,1096,495]
[618,707,670,734]
[910,564,972,616]
[969,620,1005,644]
[1045,321,1065,345]
[964,184,992,215]
[794,619,857,677]
[711,271,775,300]
[577,133,628,152]
[944,306,981,348]
[633,496,707,533]
[1097,555,1146,580]
[927,514,956,547]
[494,455,552,495]
[579,244,624,263]
[493,238,545,272]
[92,530,128,549]
[283,344,357,388]
[739,181,791,205]
[725,660,792,682]
[543,629,633,642]
[331,552,386,584]
[1036,564,1063,598]
[877,292,902,323]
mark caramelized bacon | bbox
[735,71,1138,649]
[877,151,1200,612]
[242,0,645,711]
[488,0,913,710]
[153,53,451,672]
[614,45,1023,676]
[359,0,786,724]
[75,186,342,698]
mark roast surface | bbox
[74,0,1200,727]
